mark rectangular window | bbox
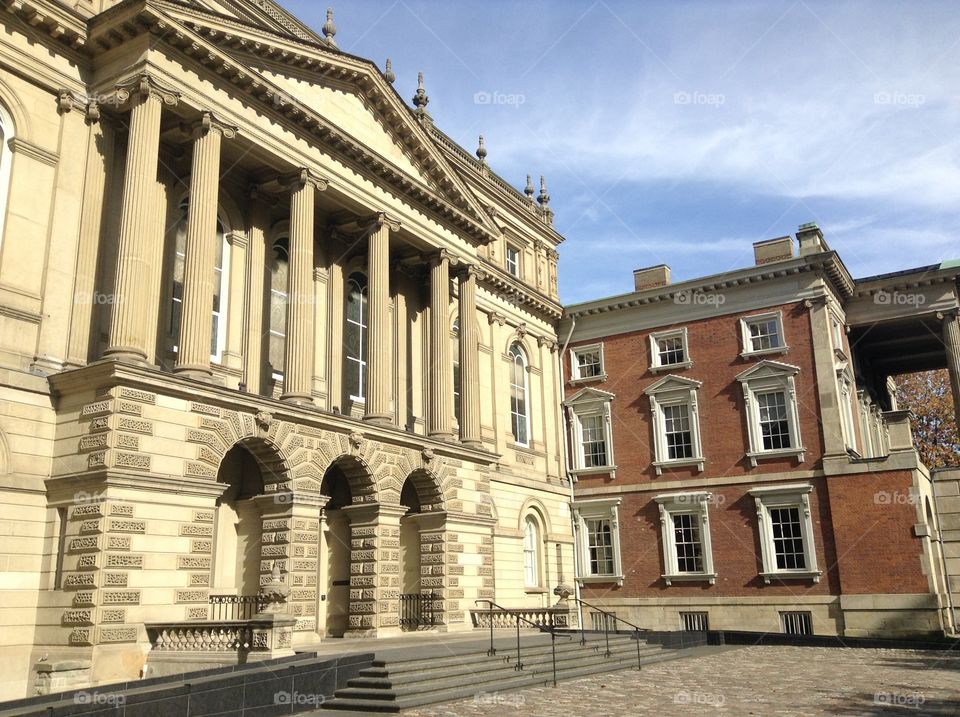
[663,404,693,459]
[658,336,685,366]
[571,345,603,380]
[581,414,608,467]
[741,312,786,356]
[649,329,690,371]
[757,391,791,450]
[770,506,806,570]
[680,612,709,631]
[780,611,813,636]
[672,513,704,573]
[586,518,614,575]
[506,245,520,277]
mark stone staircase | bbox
[316,631,680,714]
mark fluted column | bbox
[364,214,399,424]
[175,114,235,377]
[457,265,482,447]
[281,170,325,403]
[104,76,178,361]
[428,250,454,439]
[944,311,960,431]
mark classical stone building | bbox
[0,0,573,698]
[561,227,960,639]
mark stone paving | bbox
[403,645,960,716]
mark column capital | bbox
[181,111,238,141]
[107,72,181,108]
[487,311,507,326]
[371,212,401,232]
[455,263,485,282]
[257,168,329,195]
[56,89,101,124]
[423,248,457,268]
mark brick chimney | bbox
[753,236,794,265]
[633,264,671,291]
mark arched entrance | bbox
[212,445,265,598]
[398,470,445,630]
[319,461,354,637]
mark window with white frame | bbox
[506,244,520,277]
[655,492,716,585]
[749,484,821,583]
[452,317,461,426]
[830,313,845,355]
[736,361,805,466]
[740,311,787,357]
[573,498,623,583]
[649,328,691,371]
[0,103,13,252]
[570,343,605,381]
[645,375,704,474]
[564,388,616,475]
[509,343,531,446]
[169,199,230,362]
[837,370,857,452]
[523,516,541,588]
[345,272,369,402]
[268,237,289,380]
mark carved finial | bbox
[524,174,535,202]
[538,175,550,207]
[412,72,429,113]
[476,135,487,164]
[385,58,395,84]
[322,7,337,47]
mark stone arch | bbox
[0,77,29,142]
[232,435,291,489]
[0,425,9,475]
[518,497,553,535]
[322,453,379,505]
[502,332,538,368]
[401,468,445,513]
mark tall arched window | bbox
[169,198,229,361]
[452,317,461,426]
[523,515,541,587]
[0,103,13,251]
[509,343,530,446]
[345,272,368,401]
[268,237,289,379]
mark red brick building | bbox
[560,226,960,637]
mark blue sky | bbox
[280,0,960,304]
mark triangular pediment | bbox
[132,0,500,243]
[735,360,800,382]
[644,374,702,395]
[564,387,616,406]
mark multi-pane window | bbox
[581,414,608,467]
[268,238,289,378]
[571,345,603,380]
[672,513,703,572]
[523,517,539,587]
[509,344,529,445]
[658,336,685,365]
[586,518,614,575]
[345,273,368,401]
[506,245,520,277]
[452,318,461,425]
[663,404,693,459]
[770,506,806,570]
[649,329,690,371]
[169,200,229,361]
[757,390,791,450]
[742,312,786,355]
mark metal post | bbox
[635,628,641,670]
[488,606,496,656]
[551,629,557,687]
[515,616,523,670]
[604,614,610,657]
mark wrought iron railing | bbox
[209,594,263,621]
[400,592,437,630]
[569,596,649,670]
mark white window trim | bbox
[736,361,805,466]
[739,311,788,358]
[837,369,857,453]
[211,233,232,363]
[645,375,705,475]
[506,243,521,278]
[522,515,542,590]
[749,484,821,583]
[573,497,623,585]
[564,389,616,477]
[569,342,607,383]
[655,492,716,585]
[509,344,531,447]
[346,273,369,404]
[649,327,692,372]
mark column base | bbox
[428,431,455,442]
[460,438,483,449]
[172,364,213,380]
[102,346,148,363]
[362,413,392,425]
[280,392,314,405]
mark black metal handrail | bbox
[474,599,570,687]
[569,596,649,670]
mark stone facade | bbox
[0,0,572,699]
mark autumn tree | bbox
[894,369,960,469]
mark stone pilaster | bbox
[417,511,449,627]
[104,77,177,362]
[364,215,399,424]
[244,196,269,395]
[281,171,325,403]
[175,114,235,378]
[428,250,454,439]
[457,266,482,447]
[342,504,406,636]
[222,232,247,374]
[944,311,960,432]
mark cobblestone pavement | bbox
[403,645,960,716]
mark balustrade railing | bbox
[148,624,254,652]
[209,594,262,621]
[470,606,571,629]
